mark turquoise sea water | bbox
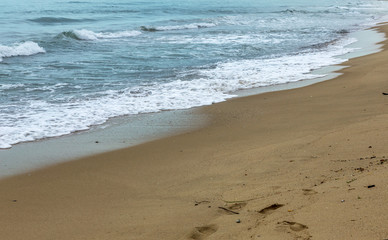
[1,0,388,149]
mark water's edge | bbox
[0,27,385,179]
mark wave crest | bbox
[0,41,46,62]
[60,29,142,41]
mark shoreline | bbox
[1,25,388,239]
[0,26,385,179]
[0,108,209,179]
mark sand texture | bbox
[1,25,388,240]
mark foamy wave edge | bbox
[0,41,45,62]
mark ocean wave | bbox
[29,17,94,24]
[0,41,46,62]
[60,29,142,40]
[140,23,216,32]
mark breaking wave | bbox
[0,41,46,62]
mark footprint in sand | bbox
[258,203,284,215]
[188,224,218,240]
[302,189,317,196]
[281,221,308,231]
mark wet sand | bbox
[1,25,388,240]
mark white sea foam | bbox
[73,29,142,40]
[0,83,25,91]
[0,41,45,62]
[0,37,356,149]
[193,38,357,91]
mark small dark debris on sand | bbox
[218,207,240,215]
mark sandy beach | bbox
[1,23,388,240]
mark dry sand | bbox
[1,25,388,240]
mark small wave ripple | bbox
[29,17,94,24]
[140,23,216,32]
